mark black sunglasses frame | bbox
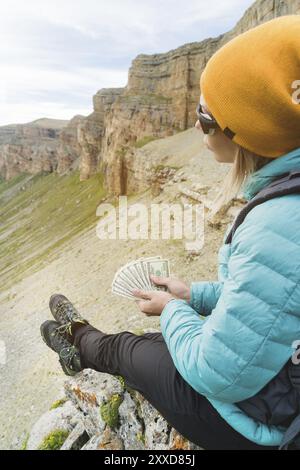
[195,102,236,140]
[196,103,220,135]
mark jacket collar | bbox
[242,147,300,201]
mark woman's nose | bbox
[195,120,202,131]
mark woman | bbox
[41,15,300,450]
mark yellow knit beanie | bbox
[200,15,300,158]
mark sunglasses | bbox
[196,101,236,140]
[196,102,220,135]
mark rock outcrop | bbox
[25,370,202,450]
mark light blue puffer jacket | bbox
[160,147,300,446]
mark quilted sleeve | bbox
[160,199,300,403]
[189,281,223,315]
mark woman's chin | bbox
[213,153,232,163]
[212,153,223,162]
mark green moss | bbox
[49,398,67,410]
[132,328,145,336]
[116,375,137,398]
[20,433,29,450]
[100,394,123,429]
[136,432,145,445]
[38,429,69,450]
[134,136,159,148]
[116,375,126,390]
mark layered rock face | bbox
[57,115,86,174]
[78,89,123,181]
[79,0,300,194]
[0,119,65,180]
[0,118,85,180]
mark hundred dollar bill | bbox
[144,259,170,291]
[112,285,137,300]
[111,256,171,300]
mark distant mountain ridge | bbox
[0,115,84,179]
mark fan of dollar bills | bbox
[111,256,170,300]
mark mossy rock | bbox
[116,375,137,399]
[100,394,123,429]
[116,375,126,390]
[38,429,70,450]
[132,328,145,336]
[136,431,146,445]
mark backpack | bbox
[224,169,300,450]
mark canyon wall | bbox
[1,0,299,190]
[0,117,85,180]
[80,0,300,195]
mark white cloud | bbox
[0,102,90,126]
[1,64,128,95]
[0,65,128,125]
[0,0,254,125]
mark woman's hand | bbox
[150,275,191,302]
[133,289,176,316]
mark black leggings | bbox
[74,325,277,450]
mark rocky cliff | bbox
[0,117,85,180]
[1,0,299,189]
[0,119,64,180]
[79,0,300,194]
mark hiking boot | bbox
[40,320,83,376]
[49,294,89,343]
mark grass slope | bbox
[0,171,106,291]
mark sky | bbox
[0,0,254,126]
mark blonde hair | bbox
[210,146,271,217]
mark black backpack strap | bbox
[279,362,300,449]
[225,170,300,245]
[279,414,300,450]
[289,361,300,392]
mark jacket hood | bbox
[242,147,300,201]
